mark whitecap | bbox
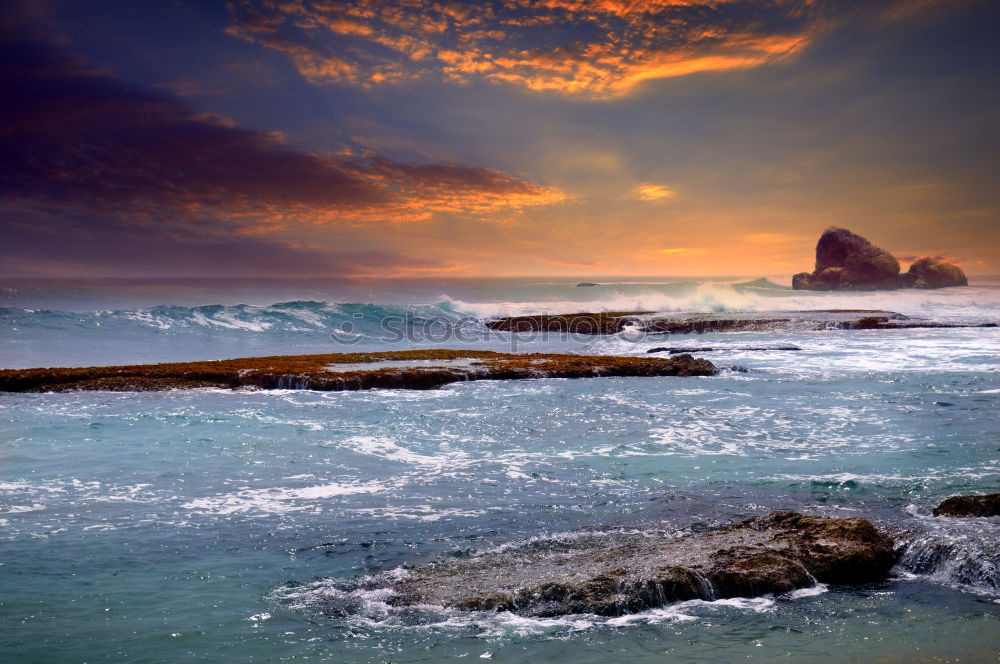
[181,480,388,515]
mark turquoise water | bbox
[2,278,999,662]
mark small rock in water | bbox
[374,512,897,617]
[933,494,1000,517]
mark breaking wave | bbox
[4,278,998,339]
[1,300,475,338]
[896,509,1000,597]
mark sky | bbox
[2,0,998,279]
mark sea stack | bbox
[792,227,967,291]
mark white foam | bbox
[333,434,460,469]
[189,309,272,331]
[0,503,45,514]
[785,583,829,599]
[353,505,487,522]
[181,480,388,515]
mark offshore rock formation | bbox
[0,350,716,393]
[907,257,969,289]
[792,227,967,290]
[933,494,1000,517]
[379,512,896,617]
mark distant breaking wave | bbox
[0,301,475,340]
[446,279,1000,321]
[2,279,999,343]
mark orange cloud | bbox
[660,248,705,255]
[225,0,827,97]
[635,183,677,201]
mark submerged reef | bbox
[0,349,716,392]
[348,512,897,618]
[792,227,967,291]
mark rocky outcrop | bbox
[933,494,1000,517]
[0,350,717,393]
[793,227,967,291]
[906,257,968,289]
[379,512,896,617]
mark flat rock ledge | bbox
[486,309,995,336]
[933,494,1000,517]
[379,512,896,617]
[0,350,716,393]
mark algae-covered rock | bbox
[0,350,716,393]
[378,511,897,617]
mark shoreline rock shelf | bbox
[353,512,897,618]
[0,350,717,393]
[486,309,995,335]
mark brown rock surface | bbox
[793,227,901,290]
[792,227,967,291]
[907,257,968,288]
[933,494,1000,517]
[381,512,897,617]
[0,350,716,393]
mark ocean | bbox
[1,276,998,663]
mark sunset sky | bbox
[2,0,998,278]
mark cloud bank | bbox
[0,36,563,275]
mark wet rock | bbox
[647,345,802,354]
[642,317,792,334]
[933,494,1000,517]
[384,512,897,617]
[485,311,649,334]
[487,310,990,336]
[850,316,892,329]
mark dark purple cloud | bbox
[0,35,561,276]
